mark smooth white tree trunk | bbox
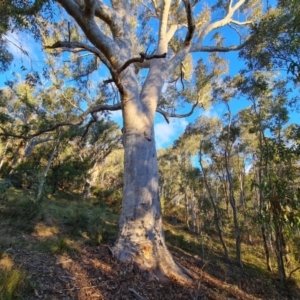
[113,112,192,280]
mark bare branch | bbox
[73,0,124,40]
[194,0,247,47]
[94,1,125,39]
[117,52,167,74]
[182,0,195,46]
[0,103,122,139]
[156,99,199,124]
[288,267,300,280]
[46,40,126,94]
[61,94,83,111]
[141,3,158,20]
[226,0,234,12]
[3,36,34,64]
[190,36,252,52]
[45,40,112,70]
[81,113,97,140]
[230,20,254,26]
[57,0,120,68]
[228,23,242,43]
[1,95,199,138]
[230,0,246,14]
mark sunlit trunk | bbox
[113,121,192,281]
[113,85,193,281]
[0,139,9,171]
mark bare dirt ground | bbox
[5,243,299,300]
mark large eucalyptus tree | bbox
[3,0,263,280]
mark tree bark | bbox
[113,119,193,281]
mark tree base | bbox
[112,226,196,284]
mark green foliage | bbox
[92,188,122,212]
[62,205,90,235]
[0,40,13,73]
[240,2,300,81]
[0,268,26,300]
[0,189,40,231]
[48,238,78,255]
[0,179,12,194]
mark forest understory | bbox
[0,188,299,300]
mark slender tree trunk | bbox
[0,139,9,171]
[184,186,190,230]
[218,173,230,217]
[36,136,60,202]
[254,144,273,271]
[199,151,231,262]
[225,149,243,268]
[191,190,196,233]
[274,223,286,283]
[261,224,273,271]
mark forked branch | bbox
[193,0,252,51]
[117,52,167,74]
[156,99,199,124]
[1,97,198,139]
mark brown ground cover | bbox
[3,243,298,300]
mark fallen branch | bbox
[128,288,147,300]
[107,246,114,257]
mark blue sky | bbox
[2,0,295,151]
[0,27,260,150]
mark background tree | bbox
[0,0,52,72]
[240,0,300,82]
[237,72,300,283]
